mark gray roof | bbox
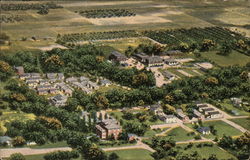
[0,136,12,144]
[146,56,163,64]
[198,127,210,132]
[100,119,121,130]
[202,108,214,112]
[52,94,67,101]
[208,111,220,115]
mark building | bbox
[207,111,223,119]
[230,97,242,107]
[87,81,99,90]
[100,79,112,86]
[109,51,128,64]
[150,104,161,114]
[51,94,68,107]
[176,109,189,122]
[19,73,31,80]
[159,114,177,123]
[95,118,122,139]
[146,56,164,67]
[15,66,24,75]
[161,50,183,57]
[128,133,137,141]
[165,59,179,66]
[202,108,215,115]
[133,52,149,63]
[80,76,89,82]
[66,77,78,83]
[0,136,12,146]
[197,103,209,112]
[195,62,213,71]
[197,127,210,135]
[193,109,205,120]
[58,73,64,81]
[56,83,73,96]
[162,71,176,81]
[30,73,41,78]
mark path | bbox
[150,67,168,87]
[176,138,214,144]
[222,118,249,133]
[0,147,71,158]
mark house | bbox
[176,109,189,122]
[100,79,112,86]
[37,89,49,95]
[202,108,215,115]
[57,73,64,81]
[56,83,73,96]
[66,77,78,83]
[128,133,137,141]
[159,114,177,123]
[20,73,31,80]
[207,111,223,119]
[162,71,176,81]
[49,88,59,94]
[51,94,68,107]
[47,73,57,81]
[15,66,24,75]
[39,79,50,85]
[133,52,149,63]
[197,127,210,135]
[146,56,164,67]
[165,59,179,66]
[109,51,128,64]
[150,104,161,114]
[193,109,205,120]
[197,103,209,112]
[87,81,99,90]
[80,76,89,82]
[30,73,41,78]
[195,62,213,71]
[230,97,242,107]
[26,77,41,83]
[161,50,183,57]
[0,136,12,146]
[26,80,38,87]
[95,118,122,139]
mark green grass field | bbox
[177,143,236,159]
[201,120,243,139]
[107,149,153,160]
[22,154,82,160]
[229,118,250,131]
[218,99,250,116]
[164,127,194,141]
[201,51,250,67]
[30,141,68,149]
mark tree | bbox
[208,154,218,160]
[44,150,79,160]
[200,39,216,51]
[0,60,13,81]
[12,136,26,147]
[219,42,232,56]
[108,152,119,160]
[37,5,49,15]
[9,153,25,160]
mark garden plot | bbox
[177,69,193,77]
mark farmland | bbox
[77,9,136,18]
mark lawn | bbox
[201,50,250,67]
[144,128,169,137]
[22,154,82,160]
[164,127,194,141]
[229,118,250,131]
[30,141,68,149]
[202,120,242,139]
[218,99,250,116]
[0,109,36,134]
[107,149,153,160]
[177,143,236,159]
[167,68,186,78]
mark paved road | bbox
[0,147,71,158]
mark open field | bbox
[164,127,194,141]
[2,0,250,53]
[201,51,250,67]
[218,99,250,116]
[200,120,242,139]
[229,118,250,131]
[107,149,153,160]
[177,143,236,159]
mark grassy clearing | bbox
[201,51,250,67]
[22,154,82,160]
[229,118,250,131]
[107,149,153,160]
[0,109,36,134]
[201,120,242,139]
[167,68,186,78]
[218,99,250,116]
[30,141,68,149]
[177,143,236,159]
[164,127,193,141]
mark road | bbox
[0,147,71,158]
[222,118,249,133]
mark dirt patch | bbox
[61,1,153,7]
[85,15,171,25]
[37,44,68,51]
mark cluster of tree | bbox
[0,2,62,11]
[56,30,140,44]
[142,27,245,47]
[0,32,10,44]
[43,150,79,160]
[39,45,155,88]
[77,9,136,18]
[218,133,250,160]
[124,43,165,57]
[0,60,13,81]
[0,14,23,23]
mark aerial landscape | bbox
[0,0,250,160]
